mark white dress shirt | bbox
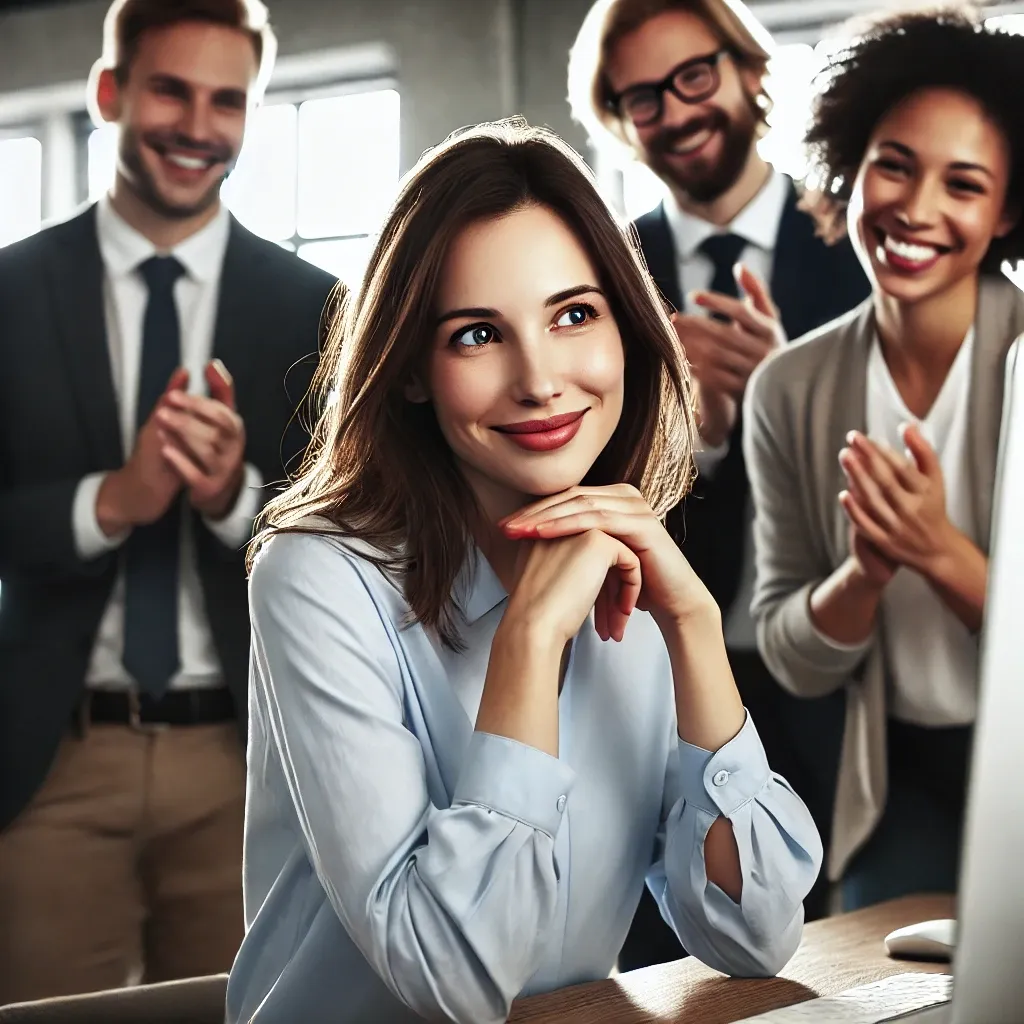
[866,329,979,726]
[71,196,263,691]
[664,169,789,649]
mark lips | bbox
[492,409,588,452]
[668,126,715,157]
[655,113,724,161]
[874,226,952,274]
[145,135,230,179]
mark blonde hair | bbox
[567,0,774,157]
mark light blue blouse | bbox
[226,529,822,1024]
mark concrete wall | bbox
[0,0,595,170]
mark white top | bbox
[664,169,789,648]
[71,196,263,691]
[866,329,979,726]
[663,167,788,312]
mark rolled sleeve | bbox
[759,582,873,695]
[72,472,129,560]
[203,462,262,548]
[453,731,576,838]
[809,612,875,654]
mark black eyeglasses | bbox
[608,50,728,128]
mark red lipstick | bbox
[492,409,588,452]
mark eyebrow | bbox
[435,283,604,326]
[878,140,994,179]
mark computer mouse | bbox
[884,918,957,962]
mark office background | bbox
[2,0,1023,289]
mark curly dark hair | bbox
[803,6,1024,271]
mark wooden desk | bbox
[509,894,954,1023]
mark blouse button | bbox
[556,794,567,813]
[712,769,730,788]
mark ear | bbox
[94,67,122,124]
[403,377,430,404]
[994,203,1020,241]
[739,64,764,105]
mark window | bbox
[0,134,42,247]
[84,87,400,290]
[618,43,822,221]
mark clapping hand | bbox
[155,359,246,521]
[838,425,955,577]
[671,265,784,445]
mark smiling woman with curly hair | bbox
[744,5,1024,912]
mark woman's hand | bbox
[500,484,716,637]
[838,425,959,578]
[503,530,642,646]
[849,526,899,589]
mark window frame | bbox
[69,73,399,284]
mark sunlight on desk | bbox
[509,894,954,1024]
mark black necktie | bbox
[698,232,747,303]
[122,255,185,696]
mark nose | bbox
[178,96,214,143]
[511,335,564,406]
[896,175,941,229]
[660,90,696,129]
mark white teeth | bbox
[166,154,209,170]
[671,127,713,155]
[883,235,941,263]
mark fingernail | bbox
[688,290,704,305]
[212,358,231,382]
[846,430,859,444]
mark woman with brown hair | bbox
[226,119,820,1024]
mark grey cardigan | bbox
[742,275,1024,881]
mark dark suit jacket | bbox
[0,205,338,830]
[632,180,871,617]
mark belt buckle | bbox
[127,690,168,733]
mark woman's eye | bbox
[555,303,597,328]
[451,323,495,348]
[876,159,907,174]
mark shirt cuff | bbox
[202,462,263,549]
[674,712,772,818]
[72,472,130,560]
[453,731,577,838]
[694,438,730,478]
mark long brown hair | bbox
[252,118,696,648]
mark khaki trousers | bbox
[0,720,245,1005]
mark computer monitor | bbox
[943,335,1024,1023]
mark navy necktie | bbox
[698,232,747,301]
[122,255,185,696]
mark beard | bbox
[644,98,759,204]
[118,125,236,220]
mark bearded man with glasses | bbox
[569,0,869,971]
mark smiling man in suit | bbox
[0,0,337,1003]
[569,0,871,968]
